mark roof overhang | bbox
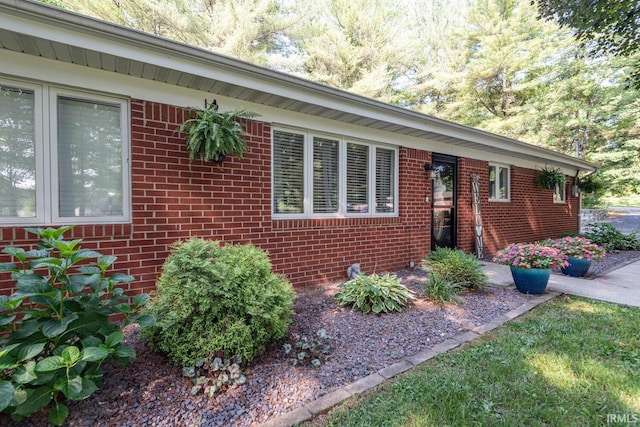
[0,0,596,172]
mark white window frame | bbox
[553,182,566,203]
[488,163,510,202]
[272,126,398,219]
[0,78,130,226]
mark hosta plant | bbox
[0,226,154,425]
[334,273,415,314]
[183,355,247,398]
[585,223,640,252]
[283,329,331,367]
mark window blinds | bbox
[273,130,305,214]
[346,143,369,213]
[375,148,395,213]
[313,136,339,213]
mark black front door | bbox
[431,154,457,250]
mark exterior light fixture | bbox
[424,162,438,179]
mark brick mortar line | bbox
[262,291,560,427]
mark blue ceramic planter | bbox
[510,266,551,294]
[561,256,591,277]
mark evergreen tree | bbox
[289,0,414,101]
[57,0,295,65]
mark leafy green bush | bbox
[585,223,640,251]
[0,226,153,426]
[142,239,295,366]
[425,272,463,305]
[334,273,415,314]
[423,247,487,290]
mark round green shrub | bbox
[142,239,295,366]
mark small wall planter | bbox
[561,257,592,277]
[510,266,551,294]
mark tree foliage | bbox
[536,0,640,88]
[58,0,296,64]
[535,0,640,56]
[289,0,413,101]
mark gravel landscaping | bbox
[5,251,639,427]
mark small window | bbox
[489,163,510,201]
[553,182,566,203]
[0,85,37,219]
[56,96,125,219]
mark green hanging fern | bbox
[177,103,258,162]
[535,166,567,190]
[578,174,605,194]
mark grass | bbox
[601,195,640,208]
[318,296,640,426]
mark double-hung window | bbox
[488,163,510,201]
[272,128,397,217]
[0,79,130,225]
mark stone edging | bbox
[262,290,560,427]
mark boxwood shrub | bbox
[142,239,295,366]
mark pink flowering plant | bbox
[492,243,569,269]
[541,236,606,261]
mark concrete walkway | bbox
[483,258,640,307]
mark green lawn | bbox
[601,195,640,208]
[318,297,640,426]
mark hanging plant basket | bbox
[177,101,258,162]
[535,166,567,190]
[577,174,604,194]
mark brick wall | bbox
[0,100,433,294]
[457,158,579,255]
[0,99,579,295]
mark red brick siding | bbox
[457,158,579,255]
[0,99,579,294]
[0,101,433,293]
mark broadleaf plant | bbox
[0,226,154,425]
[334,272,415,314]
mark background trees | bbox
[536,0,640,88]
